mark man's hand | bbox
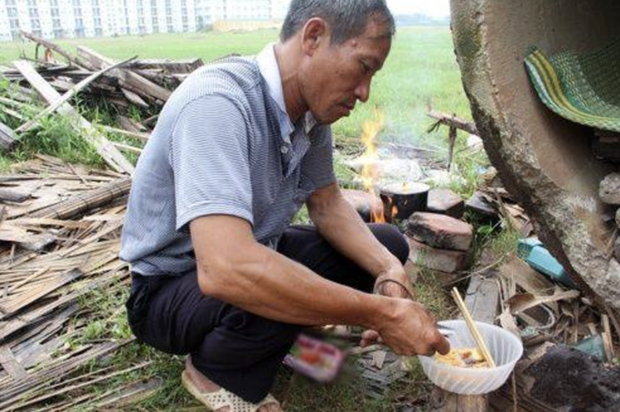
[361,266,450,356]
[360,264,417,347]
[371,299,451,356]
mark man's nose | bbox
[354,79,371,103]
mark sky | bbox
[385,0,451,18]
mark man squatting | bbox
[120,1,450,411]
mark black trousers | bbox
[126,223,409,403]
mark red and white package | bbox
[283,334,345,383]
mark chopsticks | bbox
[451,287,497,368]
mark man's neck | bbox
[274,42,308,124]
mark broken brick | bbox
[465,192,496,217]
[407,212,473,252]
[407,237,468,273]
[427,188,465,219]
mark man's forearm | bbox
[308,189,402,278]
[197,236,394,329]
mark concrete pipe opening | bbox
[450,1,620,312]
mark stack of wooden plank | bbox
[0,30,206,173]
[2,31,203,112]
[0,155,161,410]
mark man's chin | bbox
[315,112,348,126]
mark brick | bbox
[341,189,383,222]
[407,237,468,273]
[465,192,496,217]
[427,188,465,218]
[407,212,473,251]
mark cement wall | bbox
[450,0,620,311]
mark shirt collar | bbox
[256,43,318,140]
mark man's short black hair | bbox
[280,0,396,45]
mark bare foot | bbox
[185,358,283,412]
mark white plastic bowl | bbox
[418,320,523,395]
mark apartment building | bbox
[0,0,288,42]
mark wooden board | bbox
[0,121,17,152]
[11,60,134,175]
[77,46,171,102]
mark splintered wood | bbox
[0,156,158,410]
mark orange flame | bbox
[359,110,385,223]
[391,204,399,220]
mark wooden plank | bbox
[128,57,204,73]
[11,60,134,175]
[0,340,126,407]
[101,126,150,142]
[120,87,149,108]
[0,121,17,152]
[0,269,81,319]
[20,30,81,66]
[118,115,147,133]
[113,142,142,154]
[30,177,131,220]
[8,361,150,411]
[464,274,501,325]
[77,46,171,102]
[0,271,122,341]
[0,345,28,380]
[16,56,136,133]
[0,187,34,203]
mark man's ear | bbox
[300,17,329,56]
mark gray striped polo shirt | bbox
[119,46,336,276]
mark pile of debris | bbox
[0,156,160,410]
[407,110,620,411]
[0,31,206,173]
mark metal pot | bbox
[380,182,430,222]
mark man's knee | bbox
[369,223,409,264]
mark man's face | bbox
[300,17,392,125]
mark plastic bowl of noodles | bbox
[418,320,523,395]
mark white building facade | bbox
[0,0,290,42]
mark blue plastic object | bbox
[572,335,605,361]
[517,238,543,259]
[518,238,575,288]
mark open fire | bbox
[359,110,387,223]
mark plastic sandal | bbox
[181,371,281,412]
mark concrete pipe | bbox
[450,0,620,312]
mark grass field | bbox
[0,27,484,411]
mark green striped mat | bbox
[525,40,620,133]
